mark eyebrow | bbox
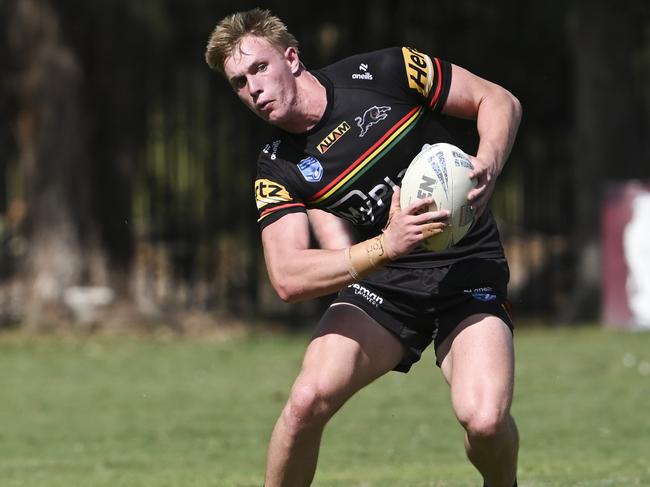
[228,57,264,87]
[229,74,245,86]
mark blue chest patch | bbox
[298,156,323,182]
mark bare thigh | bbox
[293,303,408,410]
[438,314,515,420]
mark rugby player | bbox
[206,8,522,487]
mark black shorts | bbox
[333,258,514,372]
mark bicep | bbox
[261,212,311,272]
[442,64,500,120]
[307,209,355,250]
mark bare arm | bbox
[262,212,352,302]
[307,209,356,250]
[442,64,522,217]
[262,190,448,303]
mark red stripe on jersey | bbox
[429,57,443,109]
[259,202,306,220]
[308,106,420,202]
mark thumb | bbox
[390,186,401,214]
[383,187,401,232]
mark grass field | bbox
[1,324,649,487]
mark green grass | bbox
[1,325,649,486]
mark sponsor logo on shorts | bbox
[350,283,384,307]
[317,121,350,154]
[355,105,391,137]
[298,156,323,183]
[255,179,292,209]
[464,286,497,302]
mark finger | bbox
[389,189,402,221]
[383,188,402,231]
[411,209,450,224]
[405,196,435,215]
[467,185,486,201]
[467,154,480,176]
[421,222,446,238]
[466,196,487,218]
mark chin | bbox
[265,110,288,126]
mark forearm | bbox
[475,87,522,172]
[263,192,447,303]
[265,236,391,303]
[266,248,351,303]
[307,209,356,250]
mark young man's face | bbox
[224,35,298,126]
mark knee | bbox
[457,404,510,441]
[283,382,339,432]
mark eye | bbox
[257,63,268,72]
[232,77,246,90]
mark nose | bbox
[247,76,263,99]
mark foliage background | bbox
[1,0,649,328]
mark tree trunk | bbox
[7,0,107,326]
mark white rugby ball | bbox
[400,143,477,251]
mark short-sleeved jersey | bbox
[254,47,504,268]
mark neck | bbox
[279,70,327,134]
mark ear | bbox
[284,47,301,74]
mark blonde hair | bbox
[205,8,299,75]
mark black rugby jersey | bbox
[254,46,505,268]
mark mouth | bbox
[256,100,272,112]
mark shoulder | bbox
[317,47,447,104]
[254,134,308,228]
[319,47,403,83]
[256,132,303,169]
[255,132,315,196]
